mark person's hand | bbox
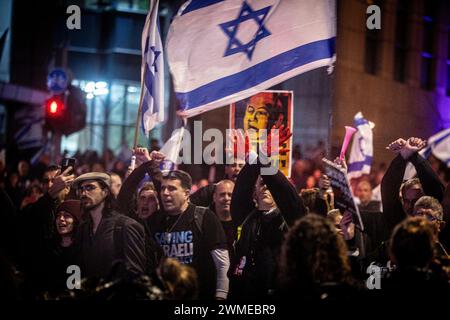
[386,138,406,154]
[48,167,75,199]
[319,174,331,191]
[150,151,165,166]
[340,211,355,241]
[125,166,134,179]
[261,124,292,156]
[318,174,331,199]
[134,147,152,164]
[226,129,250,160]
[399,137,426,160]
[333,157,347,173]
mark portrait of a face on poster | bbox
[229,90,293,177]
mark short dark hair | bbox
[390,217,435,269]
[44,165,60,174]
[162,170,192,190]
[400,178,422,198]
[41,165,60,182]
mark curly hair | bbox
[278,214,353,295]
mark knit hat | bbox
[55,200,82,222]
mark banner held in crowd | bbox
[348,112,374,180]
[167,0,336,118]
[229,90,293,177]
[323,158,364,231]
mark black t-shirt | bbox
[149,203,227,299]
[221,220,236,261]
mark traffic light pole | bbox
[51,131,62,164]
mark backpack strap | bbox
[193,206,207,235]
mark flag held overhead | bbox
[140,0,165,137]
[167,0,336,118]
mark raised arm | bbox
[230,162,259,227]
[409,153,444,202]
[116,162,148,217]
[381,150,408,231]
[190,184,215,207]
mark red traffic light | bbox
[45,97,64,117]
[49,101,58,114]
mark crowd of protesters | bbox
[0,131,450,302]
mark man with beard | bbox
[72,172,146,279]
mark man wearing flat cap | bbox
[72,172,146,279]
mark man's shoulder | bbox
[190,204,217,218]
[111,211,144,231]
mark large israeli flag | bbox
[348,112,374,180]
[167,0,336,118]
[140,0,164,136]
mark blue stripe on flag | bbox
[431,130,450,146]
[354,118,369,127]
[181,0,226,15]
[348,156,373,172]
[176,37,335,111]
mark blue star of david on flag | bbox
[167,0,336,118]
[140,0,164,136]
[145,39,161,73]
[219,1,272,60]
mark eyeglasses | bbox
[78,184,99,193]
[411,211,441,222]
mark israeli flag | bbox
[167,0,336,118]
[428,128,450,167]
[348,112,374,180]
[140,0,164,136]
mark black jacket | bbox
[229,161,307,299]
[116,161,164,273]
[18,193,61,297]
[74,210,146,279]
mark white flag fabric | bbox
[140,0,165,136]
[160,127,186,164]
[404,128,450,180]
[428,128,450,167]
[167,0,336,118]
[348,112,374,180]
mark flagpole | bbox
[133,0,155,149]
[133,79,146,149]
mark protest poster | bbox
[230,91,293,177]
[322,158,364,231]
